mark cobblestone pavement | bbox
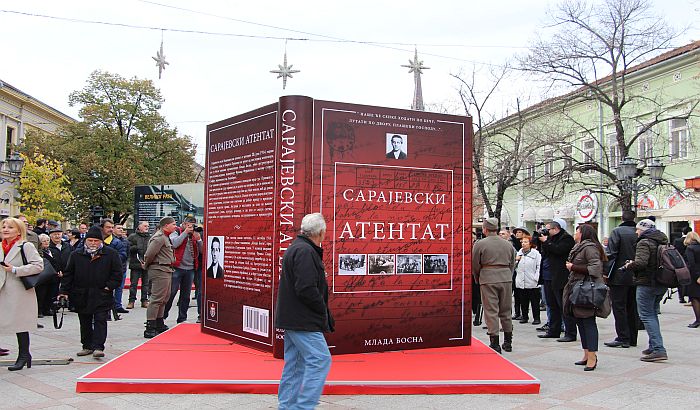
[1,291,699,409]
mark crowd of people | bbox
[473,212,700,370]
[0,214,204,370]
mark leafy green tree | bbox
[17,153,73,223]
[25,70,196,223]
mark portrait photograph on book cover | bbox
[385,133,408,159]
[338,254,367,275]
[206,235,225,279]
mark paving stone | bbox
[1,290,698,408]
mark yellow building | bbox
[0,80,75,216]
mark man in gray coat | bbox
[472,217,516,353]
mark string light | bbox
[0,8,520,67]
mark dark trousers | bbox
[575,316,598,352]
[519,288,541,321]
[610,284,638,346]
[164,267,194,322]
[512,274,522,315]
[544,281,577,338]
[557,286,577,339]
[128,268,150,303]
[193,266,202,319]
[543,280,562,335]
[472,281,481,314]
[513,288,523,316]
[35,282,52,315]
[78,310,109,351]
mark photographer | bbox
[537,219,576,342]
[163,217,202,324]
[604,210,639,349]
[59,226,123,358]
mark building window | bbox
[543,149,554,177]
[608,144,621,169]
[669,119,688,160]
[561,144,573,170]
[606,127,620,169]
[638,126,654,165]
[5,126,16,161]
[583,140,595,173]
[525,155,535,184]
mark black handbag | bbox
[569,274,609,309]
[16,243,56,290]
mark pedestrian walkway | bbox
[0,292,699,409]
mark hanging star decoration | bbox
[402,47,429,75]
[270,51,300,89]
[152,40,169,79]
[402,48,430,111]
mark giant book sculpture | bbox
[203,96,473,357]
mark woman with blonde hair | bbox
[0,217,44,370]
[683,231,700,328]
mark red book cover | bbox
[311,100,472,354]
[203,97,312,352]
[203,97,472,356]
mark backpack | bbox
[654,244,691,287]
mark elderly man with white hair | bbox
[275,213,335,409]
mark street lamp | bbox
[617,157,665,211]
[0,152,25,183]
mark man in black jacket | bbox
[59,226,123,359]
[45,228,72,314]
[537,218,577,342]
[604,210,639,348]
[127,221,151,309]
[673,226,692,303]
[275,213,334,410]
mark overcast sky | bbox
[2,0,698,164]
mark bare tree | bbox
[518,0,697,210]
[452,66,556,227]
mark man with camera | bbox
[164,216,202,324]
[537,218,577,342]
[44,228,72,314]
[604,210,639,348]
[59,226,123,358]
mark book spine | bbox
[272,95,314,359]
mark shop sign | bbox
[576,192,598,222]
[666,191,686,208]
[637,194,659,210]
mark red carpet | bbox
[77,324,539,394]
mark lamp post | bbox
[0,152,25,183]
[616,157,665,211]
[0,152,26,215]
